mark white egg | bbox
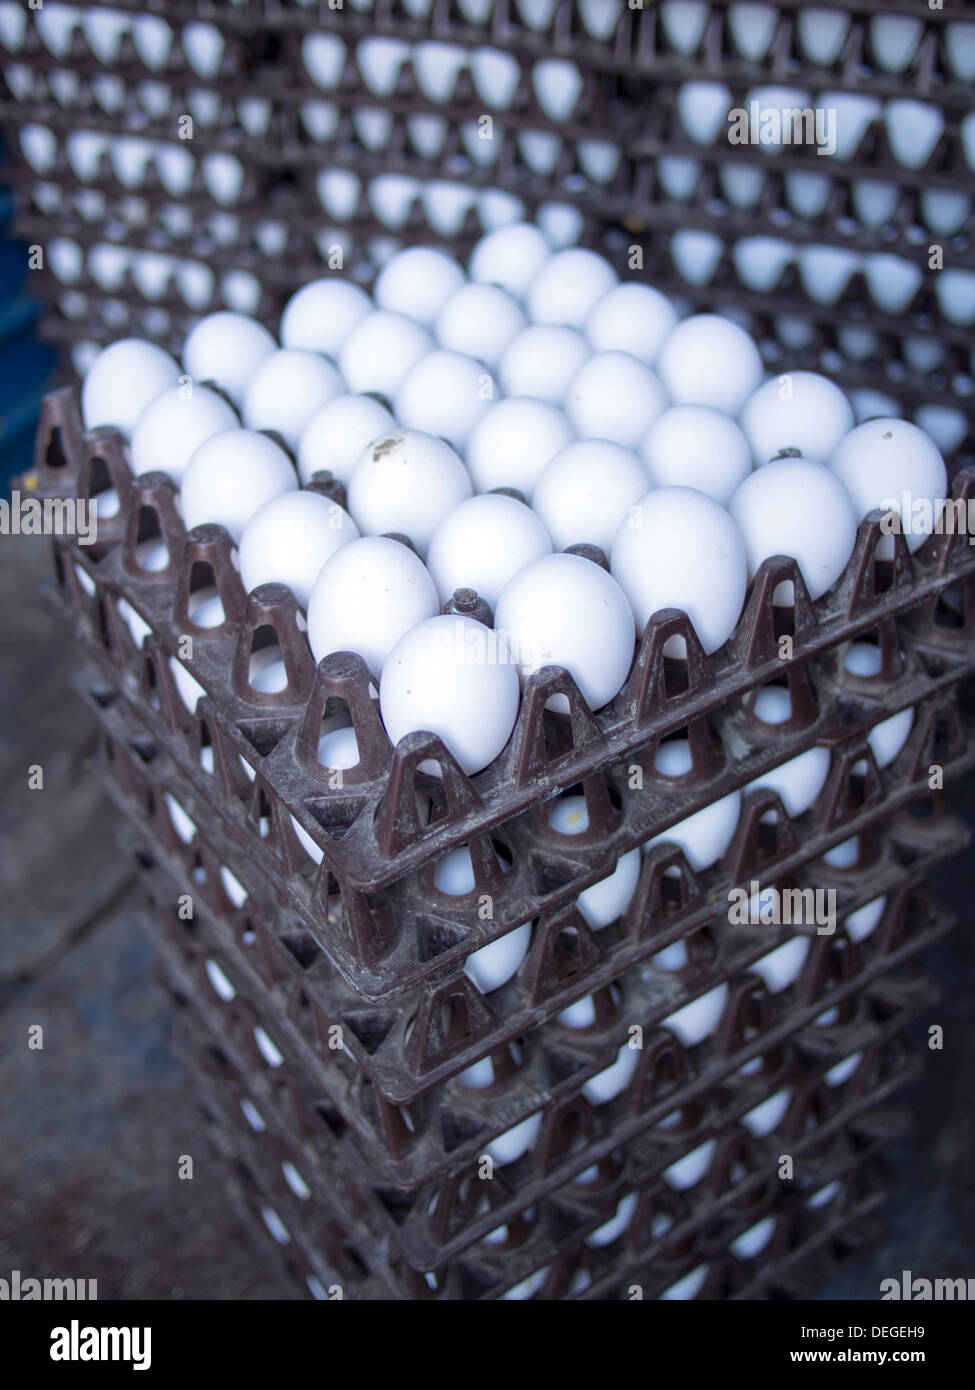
[81,338,181,437]
[662,1140,716,1194]
[469,222,551,298]
[729,459,859,600]
[297,394,395,487]
[660,1265,710,1300]
[394,350,495,451]
[498,325,589,402]
[242,349,343,452]
[796,9,850,64]
[558,994,597,1028]
[426,493,552,608]
[582,1043,639,1106]
[238,491,359,608]
[548,797,641,927]
[130,384,238,481]
[741,371,855,467]
[824,836,860,869]
[464,922,531,992]
[646,789,742,871]
[742,1089,791,1136]
[946,22,975,81]
[531,440,650,553]
[526,248,619,328]
[885,99,943,170]
[485,1113,541,1167]
[347,428,472,556]
[435,283,526,369]
[379,614,520,775]
[562,351,669,448]
[494,552,635,712]
[584,282,678,365]
[339,310,434,397]
[747,746,831,819]
[611,487,748,653]
[180,430,297,540]
[663,984,729,1046]
[640,405,752,506]
[828,418,947,553]
[825,1052,862,1088]
[307,536,439,678]
[465,397,575,495]
[845,897,886,942]
[373,246,465,325]
[869,708,914,768]
[731,1217,777,1259]
[657,315,764,416]
[182,312,276,408]
[279,278,372,358]
[585,1191,638,1248]
[749,937,811,994]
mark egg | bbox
[747,747,831,819]
[307,536,439,678]
[828,419,947,553]
[485,1112,542,1167]
[379,614,520,775]
[465,397,575,495]
[729,459,859,600]
[296,394,395,487]
[747,936,809,994]
[645,787,742,871]
[563,352,669,447]
[548,796,641,927]
[498,324,589,402]
[868,708,915,768]
[584,282,678,365]
[845,897,887,942]
[662,1140,717,1193]
[130,384,238,481]
[279,277,372,357]
[180,430,298,540]
[583,1044,639,1106]
[740,371,856,467]
[640,405,752,506]
[464,922,532,993]
[373,245,465,325]
[347,429,472,556]
[339,310,434,397]
[469,221,551,298]
[238,491,360,608]
[394,350,495,451]
[242,349,343,452]
[611,487,748,653]
[662,984,729,1046]
[434,282,526,368]
[181,312,276,409]
[743,1089,791,1136]
[81,338,181,437]
[657,315,764,416]
[426,493,552,608]
[526,247,619,327]
[531,440,650,553]
[494,552,635,712]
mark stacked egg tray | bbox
[2,0,974,449]
[24,382,975,1296]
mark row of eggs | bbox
[80,226,943,782]
[11,3,972,83]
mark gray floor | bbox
[1,532,972,1301]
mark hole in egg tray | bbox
[3,0,974,433]
[162,932,918,1292]
[80,639,972,1091]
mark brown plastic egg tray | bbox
[160,913,922,1295]
[3,0,974,446]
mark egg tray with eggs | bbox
[49,455,975,1007]
[97,707,958,1254]
[154,902,928,1298]
[173,1010,907,1302]
[103,727,964,1192]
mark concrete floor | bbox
[1,531,972,1300]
